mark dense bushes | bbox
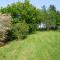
[28,24,37,33]
[0,13,11,44]
[0,0,60,43]
[12,22,29,39]
[0,31,4,42]
[4,30,16,42]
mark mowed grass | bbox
[0,31,60,60]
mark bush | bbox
[4,30,16,42]
[0,31,4,42]
[12,22,29,39]
[29,24,37,33]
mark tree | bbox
[42,5,47,23]
[47,5,57,30]
[24,0,30,3]
[56,11,60,26]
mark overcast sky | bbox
[0,0,60,10]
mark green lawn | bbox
[0,31,60,60]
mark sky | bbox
[0,0,60,11]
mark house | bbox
[37,22,59,30]
[37,22,47,30]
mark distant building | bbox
[37,22,46,30]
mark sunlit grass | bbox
[0,31,60,60]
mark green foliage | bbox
[0,2,41,24]
[46,5,58,30]
[56,11,60,26]
[12,22,29,39]
[24,0,30,3]
[0,1,60,42]
[5,30,16,42]
[28,24,37,33]
[0,32,3,40]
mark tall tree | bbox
[42,5,47,22]
[24,0,30,3]
[56,11,60,26]
[47,5,57,29]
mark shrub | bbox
[12,22,29,39]
[4,30,16,42]
[0,13,11,43]
[0,31,4,42]
[29,24,37,33]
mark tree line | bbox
[0,0,60,41]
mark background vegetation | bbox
[0,0,60,60]
[0,0,60,41]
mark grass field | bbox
[0,31,60,60]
